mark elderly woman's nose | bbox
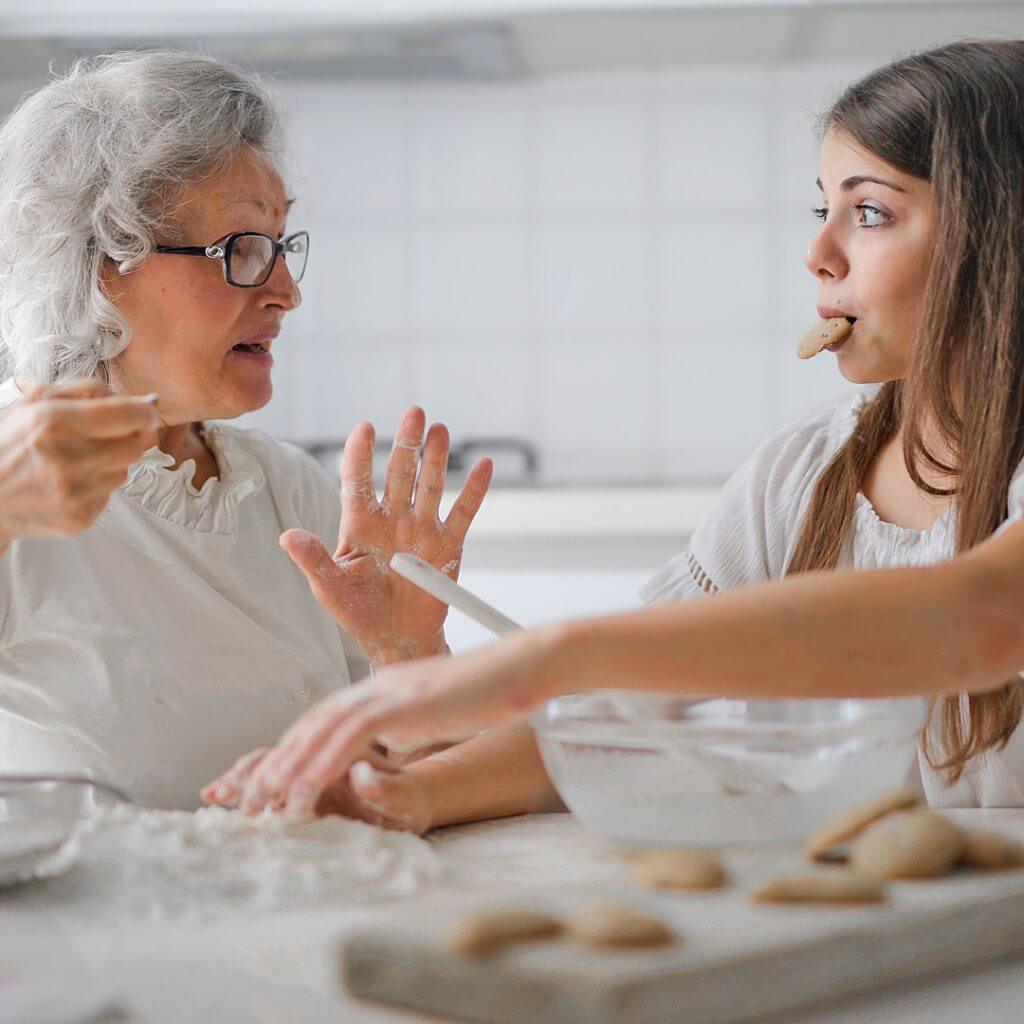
[261,256,301,310]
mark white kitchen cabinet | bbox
[446,567,653,653]
[3,2,1018,71]
[447,484,713,570]
[0,0,984,28]
[441,485,709,652]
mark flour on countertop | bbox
[67,804,441,919]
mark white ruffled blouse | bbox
[0,379,368,809]
[642,387,1024,809]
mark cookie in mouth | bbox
[796,316,856,360]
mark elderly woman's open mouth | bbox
[229,332,277,364]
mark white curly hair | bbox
[0,49,284,384]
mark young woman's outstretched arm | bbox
[224,518,1024,819]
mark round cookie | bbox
[568,904,677,949]
[849,809,965,880]
[796,316,853,359]
[449,908,564,956]
[805,789,922,862]
[630,848,728,891]
[961,829,1024,871]
[752,871,887,906]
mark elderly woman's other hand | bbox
[280,407,492,667]
[0,378,160,551]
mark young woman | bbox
[210,39,1024,824]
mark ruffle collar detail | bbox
[122,424,266,534]
[853,491,956,548]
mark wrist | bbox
[404,722,561,830]
[403,757,448,832]
[525,620,591,701]
[365,632,449,669]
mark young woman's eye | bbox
[811,206,828,222]
[856,204,890,228]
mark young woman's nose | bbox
[804,221,849,282]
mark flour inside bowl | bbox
[68,804,441,919]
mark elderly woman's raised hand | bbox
[0,379,160,550]
[280,407,492,666]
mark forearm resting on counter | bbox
[554,521,1024,702]
[407,720,564,831]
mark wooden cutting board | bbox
[341,858,1024,1024]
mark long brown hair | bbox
[787,41,1024,783]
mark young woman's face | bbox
[804,130,933,384]
[105,145,300,425]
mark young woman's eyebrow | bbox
[816,175,906,194]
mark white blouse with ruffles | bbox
[0,379,368,809]
[642,386,1024,809]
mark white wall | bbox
[245,60,875,483]
[1,60,878,484]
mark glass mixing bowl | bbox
[532,692,927,846]
[0,776,125,888]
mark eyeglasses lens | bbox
[229,234,275,286]
[283,233,308,283]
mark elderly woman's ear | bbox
[98,255,123,295]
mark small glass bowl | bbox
[532,692,927,846]
[0,776,124,888]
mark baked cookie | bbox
[805,789,921,862]
[796,316,853,359]
[449,908,564,956]
[849,810,965,880]
[568,904,677,949]
[752,871,887,905]
[630,848,728,891]
[960,829,1024,871]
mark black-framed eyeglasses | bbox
[153,230,309,288]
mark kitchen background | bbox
[1,1,1022,648]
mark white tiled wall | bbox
[1,59,879,484]
[250,60,880,484]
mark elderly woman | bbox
[0,50,491,809]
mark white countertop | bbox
[443,485,719,538]
[4,810,1024,1023]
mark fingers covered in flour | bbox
[238,687,399,818]
[239,634,560,820]
[201,747,270,807]
[382,406,425,511]
[444,456,493,545]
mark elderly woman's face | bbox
[105,145,300,423]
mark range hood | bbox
[55,23,524,81]
[1,1,1023,80]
